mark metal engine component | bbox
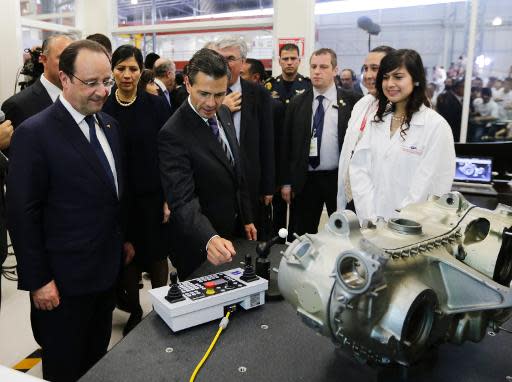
[278,192,512,365]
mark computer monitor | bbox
[454,142,512,180]
[454,157,492,183]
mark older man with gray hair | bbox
[207,37,275,240]
[153,57,176,109]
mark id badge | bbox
[309,136,318,157]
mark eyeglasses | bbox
[70,73,115,88]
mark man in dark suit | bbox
[7,40,123,382]
[281,48,361,235]
[436,79,464,142]
[2,34,73,129]
[158,48,256,279]
[211,38,275,240]
[153,57,175,113]
[0,119,13,312]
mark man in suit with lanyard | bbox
[281,48,361,235]
[2,34,73,130]
[7,40,124,382]
[158,48,256,279]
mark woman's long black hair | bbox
[374,49,430,139]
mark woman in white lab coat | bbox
[349,49,455,223]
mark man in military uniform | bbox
[265,43,311,241]
[265,43,311,104]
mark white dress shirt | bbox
[310,82,339,171]
[59,94,119,196]
[40,73,62,102]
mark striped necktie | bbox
[208,117,234,167]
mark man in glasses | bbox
[2,34,73,130]
[209,37,275,241]
[7,40,124,382]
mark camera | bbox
[18,47,44,90]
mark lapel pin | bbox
[106,123,111,129]
[339,99,346,107]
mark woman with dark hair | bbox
[348,49,455,223]
[103,45,171,335]
[138,69,159,95]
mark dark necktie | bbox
[84,114,116,191]
[309,95,325,169]
[208,117,234,167]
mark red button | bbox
[204,281,216,288]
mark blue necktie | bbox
[84,114,116,191]
[309,95,325,169]
[208,117,234,167]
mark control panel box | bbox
[149,268,268,331]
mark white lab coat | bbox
[336,94,378,210]
[349,104,455,223]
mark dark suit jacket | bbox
[281,86,361,195]
[6,99,124,296]
[1,78,53,130]
[436,90,462,142]
[239,79,275,202]
[158,102,252,278]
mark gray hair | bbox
[207,37,248,59]
[154,59,176,77]
[42,34,74,55]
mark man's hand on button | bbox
[32,280,60,311]
[222,92,242,113]
[207,236,236,266]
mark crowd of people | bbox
[429,62,512,142]
[2,31,498,381]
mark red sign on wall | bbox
[278,38,305,58]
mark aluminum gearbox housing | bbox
[277,192,512,365]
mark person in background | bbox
[264,43,311,241]
[349,49,455,223]
[86,33,112,57]
[339,68,363,94]
[144,52,160,69]
[103,45,171,336]
[153,57,176,112]
[7,39,123,382]
[241,58,267,85]
[2,34,73,130]
[280,48,361,235]
[470,87,500,141]
[138,68,159,96]
[436,78,464,142]
[336,45,394,211]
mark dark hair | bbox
[59,39,110,76]
[175,72,184,86]
[311,48,337,68]
[374,49,429,140]
[187,48,229,85]
[245,58,267,81]
[279,43,300,56]
[144,52,160,69]
[481,87,492,97]
[111,45,143,71]
[138,69,155,91]
[86,33,112,54]
[370,45,395,55]
[341,68,356,80]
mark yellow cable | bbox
[189,311,232,382]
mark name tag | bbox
[400,144,424,156]
[310,136,318,157]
